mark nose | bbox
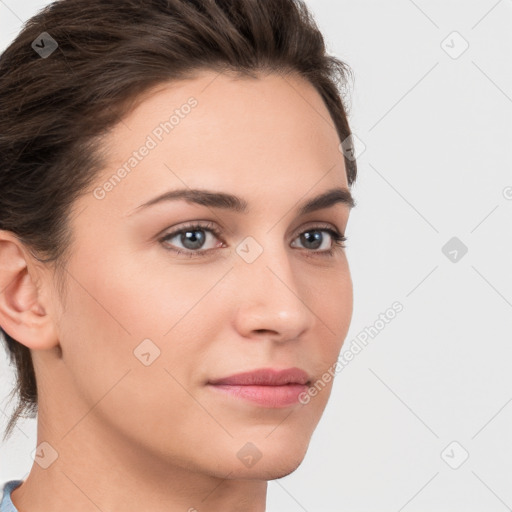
[231,244,317,343]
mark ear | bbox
[0,230,59,350]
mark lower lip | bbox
[207,383,309,407]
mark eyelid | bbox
[295,220,344,236]
[158,220,221,240]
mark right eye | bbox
[159,221,225,258]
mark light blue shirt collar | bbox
[0,480,23,512]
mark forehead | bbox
[86,69,348,215]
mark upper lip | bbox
[208,367,311,386]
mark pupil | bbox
[182,230,205,250]
[301,231,322,249]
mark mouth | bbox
[207,367,312,408]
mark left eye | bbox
[159,222,346,257]
[291,229,343,251]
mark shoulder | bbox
[0,480,23,512]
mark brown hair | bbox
[0,0,357,441]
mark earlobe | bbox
[0,232,59,351]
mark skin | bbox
[0,69,354,512]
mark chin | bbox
[265,455,306,480]
[221,439,311,481]
[236,454,307,481]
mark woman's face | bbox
[41,70,354,479]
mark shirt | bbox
[0,480,23,512]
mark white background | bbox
[1,1,511,510]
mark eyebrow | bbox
[128,186,355,216]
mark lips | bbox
[208,367,311,386]
[207,367,313,407]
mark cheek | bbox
[333,269,353,341]
[304,267,352,407]
[66,242,216,338]
[310,261,353,346]
[54,256,212,439]
[57,247,222,390]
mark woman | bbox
[0,0,358,510]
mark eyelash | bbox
[159,221,347,259]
